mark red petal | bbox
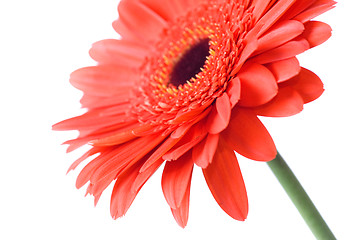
[302,21,332,48]
[207,93,231,134]
[192,134,219,168]
[265,57,301,83]
[251,0,274,22]
[255,0,297,36]
[256,20,304,54]
[251,38,309,64]
[171,178,191,228]
[290,68,324,103]
[67,148,101,173]
[203,137,248,221]
[231,29,259,76]
[163,124,207,161]
[133,157,165,192]
[222,108,277,161]
[89,39,148,67]
[70,66,138,97]
[280,0,317,20]
[91,123,152,147]
[171,100,212,125]
[140,0,204,22]
[79,94,131,109]
[294,0,336,23]
[52,107,134,131]
[237,63,278,107]
[90,133,168,186]
[140,134,182,172]
[162,152,193,209]
[253,86,304,117]
[226,77,241,108]
[114,0,167,43]
[75,148,117,189]
[110,164,141,219]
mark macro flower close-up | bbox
[53,0,336,228]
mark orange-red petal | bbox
[256,20,304,54]
[226,77,241,108]
[140,0,205,22]
[253,86,304,117]
[114,0,167,43]
[294,0,336,23]
[89,39,148,67]
[192,134,219,168]
[207,93,231,134]
[255,0,297,36]
[222,108,277,161]
[302,21,332,48]
[251,38,310,64]
[162,152,193,209]
[203,137,248,221]
[237,63,278,107]
[290,67,324,103]
[171,178,191,228]
[110,164,141,219]
[265,57,301,83]
[70,65,139,97]
[163,124,207,161]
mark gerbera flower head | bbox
[53,0,335,227]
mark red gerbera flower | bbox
[53,0,335,227]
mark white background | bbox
[1,1,358,239]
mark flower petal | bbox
[192,134,219,168]
[171,178,191,228]
[90,133,168,186]
[222,108,277,161]
[69,65,139,97]
[140,0,205,22]
[237,63,278,107]
[67,148,101,173]
[255,0,297,36]
[90,123,152,146]
[231,28,259,76]
[256,20,304,54]
[139,0,182,21]
[133,157,165,192]
[52,108,131,131]
[162,152,193,209]
[79,94,131,109]
[89,39,148,67]
[302,21,332,48]
[207,93,231,134]
[280,0,317,20]
[113,0,168,43]
[171,100,213,125]
[265,57,301,83]
[110,164,141,219]
[290,67,324,103]
[140,118,207,172]
[203,137,248,221]
[163,125,207,161]
[294,0,336,23]
[251,0,274,23]
[253,86,304,117]
[226,77,241,108]
[251,38,310,64]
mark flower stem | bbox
[267,152,336,240]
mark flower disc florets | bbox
[134,1,254,127]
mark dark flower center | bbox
[169,38,210,87]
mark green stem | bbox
[267,152,336,240]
